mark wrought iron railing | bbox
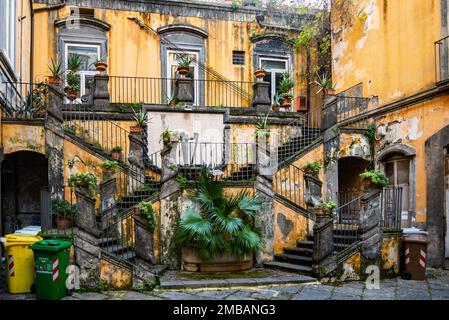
[1,82,48,119]
[63,104,130,164]
[277,107,323,164]
[109,76,253,108]
[381,186,403,230]
[174,141,256,182]
[323,95,371,130]
[435,35,449,83]
[40,185,75,238]
[273,164,306,210]
[333,193,364,252]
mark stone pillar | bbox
[128,131,145,193]
[99,175,116,227]
[159,143,181,269]
[252,81,271,113]
[359,188,383,263]
[322,96,337,130]
[74,186,99,237]
[176,78,194,104]
[45,85,65,197]
[93,74,110,109]
[254,135,275,266]
[304,174,322,234]
[133,214,155,264]
[312,215,335,277]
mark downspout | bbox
[29,0,34,82]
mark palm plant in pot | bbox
[278,72,294,109]
[65,54,82,100]
[272,94,281,112]
[315,72,336,95]
[173,167,263,272]
[51,197,76,230]
[48,58,64,85]
[93,56,108,72]
[131,108,146,133]
[177,54,195,77]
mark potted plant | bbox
[65,54,82,100]
[254,67,267,81]
[130,108,146,133]
[176,54,195,77]
[359,170,389,188]
[255,112,270,138]
[51,197,76,230]
[315,72,336,95]
[165,93,177,108]
[133,201,157,263]
[93,57,108,72]
[278,72,294,108]
[111,146,122,160]
[302,161,321,177]
[272,94,281,112]
[68,172,98,200]
[317,200,337,216]
[173,167,262,272]
[160,128,178,150]
[48,58,63,85]
[101,160,118,181]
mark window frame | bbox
[64,42,101,101]
[259,56,290,105]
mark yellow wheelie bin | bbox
[1,234,43,293]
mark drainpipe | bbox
[29,0,34,82]
[33,0,66,13]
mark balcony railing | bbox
[435,36,449,83]
[1,82,48,120]
[109,76,254,108]
[323,95,370,129]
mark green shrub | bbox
[139,201,157,229]
[359,170,389,187]
[319,200,337,213]
[302,161,321,176]
[101,160,118,173]
[68,173,98,199]
[51,197,76,218]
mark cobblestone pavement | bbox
[1,268,448,300]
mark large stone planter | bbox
[132,214,155,264]
[181,247,252,272]
[74,186,99,237]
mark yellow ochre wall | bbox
[31,3,312,108]
[331,0,442,105]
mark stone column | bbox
[304,174,323,234]
[254,135,275,266]
[176,78,194,104]
[359,187,383,264]
[93,74,110,109]
[312,215,335,277]
[322,95,337,130]
[159,143,181,269]
[128,131,145,193]
[99,174,116,227]
[252,81,271,113]
[45,85,65,197]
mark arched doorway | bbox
[337,156,370,222]
[1,151,48,234]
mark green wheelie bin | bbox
[29,239,72,300]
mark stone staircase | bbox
[277,127,321,164]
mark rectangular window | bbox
[232,51,245,65]
[0,0,16,70]
[259,57,289,107]
[385,157,411,228]
[64,43,100,100]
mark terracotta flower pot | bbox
[315,207,324,215]
[254,69,267,81]
[130,126,143,134]
[362,178,372,189]
[325,88,336,95]
[64,86,78,101]
[272,104,280,112]
[94,61,108,72]
[281,97,292,109]
[303,168,314,176]
[57,215,72,230]
[111,151,121,160]
[48,76,61,85]
[177,66,190,76]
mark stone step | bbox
[264,261,313,274]
[102,244,130,254]
[284,247,313,256]
[333,234,359,240]
[274,253,313,265]
[296,240,313,248]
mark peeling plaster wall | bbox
[339,133,371,161]
[375,96,449,224]
[273,199,308,254]
[331,0,441,105]
[99,259,132,289]
[2,123,46,155]
[381,233,401,275]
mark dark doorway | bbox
[1,151,48,234]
